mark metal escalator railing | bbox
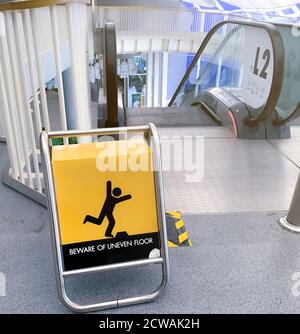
[169,20,285,127]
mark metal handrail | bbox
[169,20,285,127]
[0,0,89,11]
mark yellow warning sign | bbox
[51,139,160,271]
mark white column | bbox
[31,8,50,132]
[22,9,42,137]
[5,11,33,187]
[216,57,222,88]
[0,13,19,178]
[238,64,244,88]
[146,52,153,107]
[66,3,92,133]
[14,11,42,192]
[153,52,160,107]
[0,13,24,181]
[50,5,68,145]
[200,12,205,33]
[160,51,168,107]
[194,57,201,98]
[0,120,5,139]
[0,61,18,179]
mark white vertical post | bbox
[50,5,68,145]
[0,13,19,179]
[238,64,244,88]
[153,52,160,107]
[216,57,222,87]
[221,14,228,34]
[14,11,42,192]
[160,51,168,107]
[66,3,92,133]
[0,13,24,182]
[5,11,33,187]
[22,9,42,137]
[0,61,18,178]
[31,8,50,132]
[0,120,5,139]
[194,57,201,98]
[146,52,153,107]
[200,12,205,32]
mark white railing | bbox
[94,6,227,54]
[94,6,258,34]
[95,5,296,36]
[0,120,5,141]
[0,1,93,197]
[96,6,275,54]
[95,6,196,33]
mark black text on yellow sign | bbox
[52,139,160,271]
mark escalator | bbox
[169,22,300,139]
[101,20,300,139]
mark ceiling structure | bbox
[181,0,300,18]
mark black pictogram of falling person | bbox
[83,181,132,238]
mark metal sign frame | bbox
[40,123,170,312]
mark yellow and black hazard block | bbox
[166,211,192,248]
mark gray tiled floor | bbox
[159,127,299,213]
[1,209,300,314]
[269,128,300,168]
[158,126,234,139]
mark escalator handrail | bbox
[191,100,222,125]
[169,20,285,127]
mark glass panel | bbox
[117,55,147,108]
[275,25,300,119]
[171,22,275,118]
[172,23,245,106]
